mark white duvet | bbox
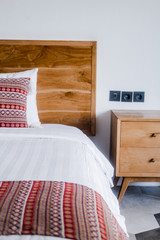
[0,124,127,240]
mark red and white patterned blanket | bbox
[0,181,128,240]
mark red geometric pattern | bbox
[49,181,65,237]
[0,104,26,111]
[22,181,41,234]
[0,181,129,240]
[63,182,75,238]
[95,191,108,239]
[0,78,30,127]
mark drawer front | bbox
[119,147,160,175]
[121,121,160,147]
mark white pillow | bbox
[0,69,41,128]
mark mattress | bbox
[0,124,127,239]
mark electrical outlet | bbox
[121,91,132,102]
[133,92,145,102]
[109,91,120,101]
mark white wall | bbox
[0,0,160,158]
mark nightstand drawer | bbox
[111,110,160,201]
[121,122,160,147]
[119,147,160,175]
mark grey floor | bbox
[112,186,160,240]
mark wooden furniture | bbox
[0,40,97,135]
[110,110,160,202]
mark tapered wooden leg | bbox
[118,177,131,202]
[113,177,120,187]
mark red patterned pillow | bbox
[0,78,30,128]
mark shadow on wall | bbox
[90,110,111,160]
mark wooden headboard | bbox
[0,40,96,135]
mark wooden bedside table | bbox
[110,110,160,202]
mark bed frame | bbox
[0,40,96,135]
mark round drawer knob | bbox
[150,158,156,163]
[151,133,157,137]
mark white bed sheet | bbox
[0,124,127,239]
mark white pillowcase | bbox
[0,68,41,128]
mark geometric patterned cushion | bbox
[0,78,30,128]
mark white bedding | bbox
[0,124,127,239]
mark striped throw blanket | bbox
[0,181,128,240]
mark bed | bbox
[0,40,129,240]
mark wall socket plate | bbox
[121,91,132,102]
[133,92,145,102]
[109,91,120,101]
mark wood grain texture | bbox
[0,45,92,68]
[0,68,92,91]
[118,177,160,202]
[0,40,97,135]
[113,110,160,121]
[38,112,91,135]
[37,68,92,91]
[118,177,131,202]
[0,40,95,46]
[110,112,121,176]
[121,122,160,148]
[37,91,91,111]
[110,110,160,201]
[120,147,160,176]
[91,42,97,135]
